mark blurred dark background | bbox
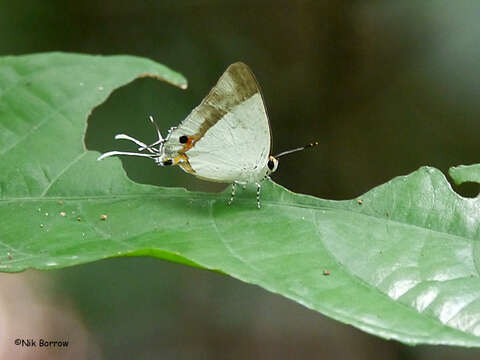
[2,1,480,359]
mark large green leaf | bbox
[1,53,480,347]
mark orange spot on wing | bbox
[171,154,187,165]
[171,154,195,174]
[179,136,200,153]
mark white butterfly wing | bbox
[165,62,271,183]
[187,92,270,183]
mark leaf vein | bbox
[40,152,87,197]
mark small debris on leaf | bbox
[60,212,66,217]
[100,214,107,221]
[323,269,330,276]
[76,217,82,222]
[357,199,363,205]
[58,200,63,205]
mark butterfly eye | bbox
[163,159,173,166]
[179,135,188,144]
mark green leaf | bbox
[2,52,480,347]
[449,164,480,185]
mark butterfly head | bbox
[158,157,173,166]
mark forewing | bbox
[164,62,271,159]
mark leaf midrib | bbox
[1,189,475,243]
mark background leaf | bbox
[1,53,480,347]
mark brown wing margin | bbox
[191,62,263,138]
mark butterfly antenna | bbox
[149,116,163,139]
[275,141,319,158]
[98,116,167,161]
[113,134,157,154]
[137,116,165,152]
[97,151,159,161]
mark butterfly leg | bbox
[227,181,238,205]
[256,182,262,209]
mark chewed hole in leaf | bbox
[450,181,480,199]
[85,77,226,193]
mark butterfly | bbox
[98,62,318,208]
